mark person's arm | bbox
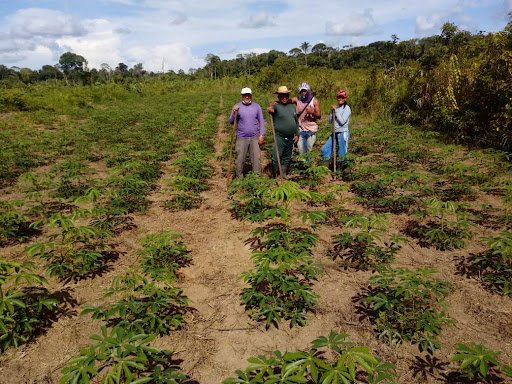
[257,106,265,144]
[267,101,276,114]
[328,106,336,123]
[229,103,240,124]
[312,99,321,119]
[335,105,350,127]
[294,108,300,137]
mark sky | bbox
[0,0,510,73]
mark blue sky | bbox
[0,0,510,72]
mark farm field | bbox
[1,82,511,384]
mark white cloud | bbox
[325,9,375,36]
[126,43,203,72]
[238,12,276,29]
[170,13,187,26]
[415,13,443,35]
[114,27,131,34]
[57,19,122,69]
[9,8,87,38]
[0,1,507,71]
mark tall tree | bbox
[205,53,221,79]
[58,52,87,84]
[300,41,311,66]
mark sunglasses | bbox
[242,93,252,97]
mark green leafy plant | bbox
[26,210,115,281]
[82,273,190,335]
[138,231,191,280]
[163,192,203,211]
[290,158,331,187]
[359,267,452,353]
[0,259,60,351]
[228,173,279,222]
[406,198,472,250]
[241,224,321,328]
[60,326,189,384]
[223,331,396,383]
[459,231,512,296]
[50,158,95,199]
[452,343,512,382]
[106,174,153,214]
[0,201,41,246]
[329,214,403,271]
[170,175,209,192]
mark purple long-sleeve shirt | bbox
[229,102,265,138]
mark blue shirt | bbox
[229,102,265,138]
[328,104,351,133]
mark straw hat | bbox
[274,85,290,94]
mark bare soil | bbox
[0,103,511,384]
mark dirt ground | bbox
[0,105,511,384]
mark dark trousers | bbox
[272,134,294,176]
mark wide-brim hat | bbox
[274,85,290,94]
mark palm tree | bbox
[300,42,311,66]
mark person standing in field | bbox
[293,82,321,155]
[267,86,299,178]
[321,89,351,168]
[229,87,265,179]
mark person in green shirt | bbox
[267,86,299,178]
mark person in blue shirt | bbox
[229,87,265,178]
[321,89,351,168]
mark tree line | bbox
[0,18,511,153]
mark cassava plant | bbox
[360,267,452,353]
[328,214,404,271]
[462,231,512,296]
[0,201,41,246]
[138,231,191,280]
[0,259,59,351]
[26,210,114,281]
[228,173,280,222]
[163,192,203,212]
[81,272,190,335]
[241,224,321,328]
[223,331,396,384]
[406,198,472,250]
[452,343,512,382]
[60,326,189,384]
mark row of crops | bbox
[1,83,512,383]
[223,118,512,382]
[0,87,224,382]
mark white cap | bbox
[241,87,252,94]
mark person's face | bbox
[278,93,289,102]
[299,89,307,96]
[242,93,252,102]
[336,95,346,105]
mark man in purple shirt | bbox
[229,87,265,178]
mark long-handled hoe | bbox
[227,110,237,185]
[270,117,284,180]
[331,110,337,181]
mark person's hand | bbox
[258,135,264,145]
[331,105,336,112]
[293,135,299,144]
[267,101,276,114]
[232,105,240,112]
